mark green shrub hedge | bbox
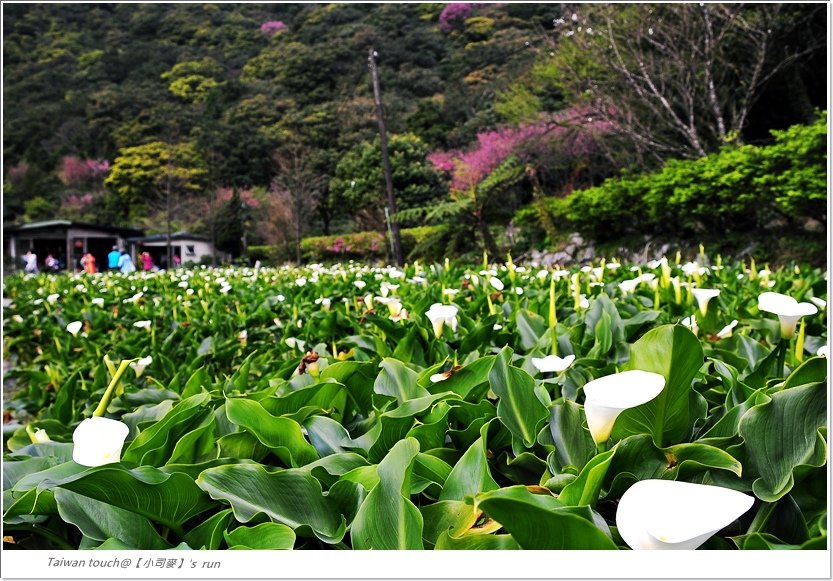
[248,226,446,264]
[516,112,827,242]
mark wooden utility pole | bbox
[368,47,404,266]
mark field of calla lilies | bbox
[2,253,828,551]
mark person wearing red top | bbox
[141,252,153,271]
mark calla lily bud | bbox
[72,417,129,467]
[26,424,51,444]
[617,479,754,550]
[583,370,665,444]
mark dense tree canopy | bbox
[2,3,826,259]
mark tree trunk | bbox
[478,216,500,259]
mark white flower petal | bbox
[617,479,754,550]
[716,320,738,339]
[530,354,576,373]
[72,417,129,467]
[425,303,459,338]
[66,321,83,336]
[129,356,153,377]
[583,370,665,443]
[758,292,817,338]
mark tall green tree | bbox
[329,134,447,231]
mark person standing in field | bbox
[118,250,135,273]
[84,252,97,274]
[141,252,153,271]
[22,249,38,274]
[108,246,121,271]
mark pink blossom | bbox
[439,3,474,33]
[260,21,287,36]
[58,156,110,186]
[61,193,95,212]
[7,162,29,183]
[429,107,614,192]
[213,187,261,209]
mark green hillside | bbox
[2,3,826,261]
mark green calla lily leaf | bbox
[488,347,547,447]
[196,463,347,544]
[614,324,706,446]
[183,509,234,550]
[738,381,827,502]
[475,486,617,550]
[55,488,170,549]
[224,522,296,550]
[350,437,424,549]
[224,397,319,467]
[439,422,499,501]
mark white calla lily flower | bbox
[716,320,738,339]
[430,373,449,383]
[583,370,665,444]
[47,293,60,304]
[133,320,151,329]
[691,288,720,317]
[285,337,306,351]
[66,321,83,336]
[129,356,152,377]
[680,315,699,336]
[617,479,754,550]
[817,345,828,358]
[758,292,818,339]
[72,417,129,467]
[531,354,576,374]
[425,303,459,338]
[91,297,105,307]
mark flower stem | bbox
[92,358,133,417]
[746,501,777,535]
[775,339,788,379]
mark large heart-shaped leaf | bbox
[374,358,428,404]
[54,488,169,549]
[196,463,346,543]
[350,438,423,549]
[50,465,214,531]
[549,399,596,472]
[614,324,706,446]
[738,381,827,502]
[489,347,547,447]
[439,422,499,501]
[122,392,212,465]
[475,486,617,550]
[225,397,319,467]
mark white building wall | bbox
[141,239,215,263]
